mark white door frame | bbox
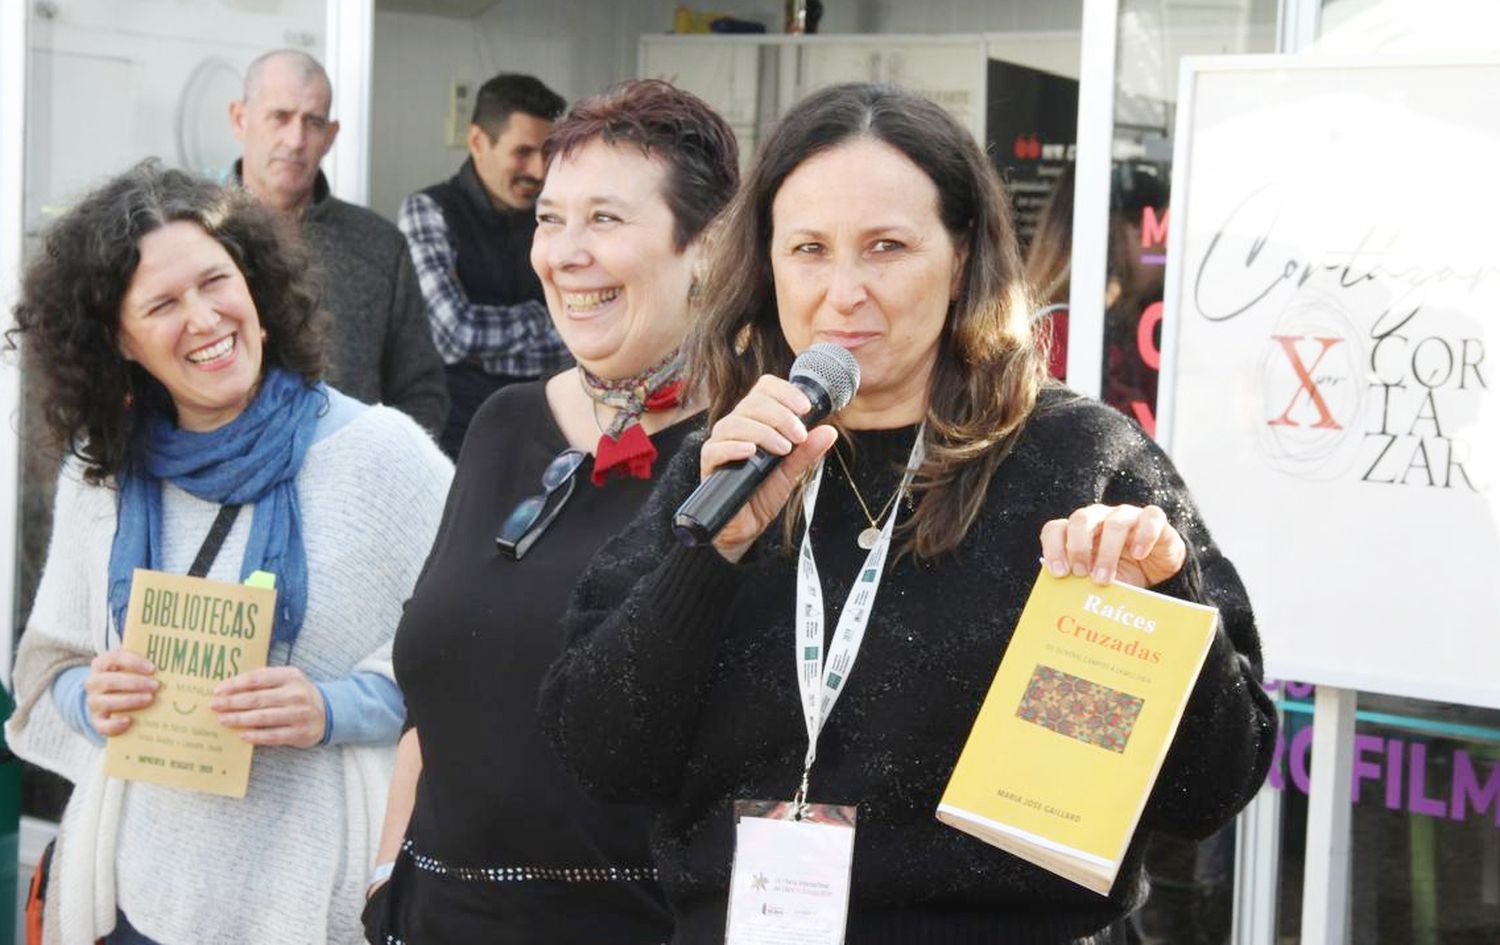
[1,0,30,692]
[1064,0,1118,397]
[324,0,374,205]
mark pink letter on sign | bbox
[1407,743,1448,817]
[1352,735,1384,804]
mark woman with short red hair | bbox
[364,79,739,944]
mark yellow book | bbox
[104,568,276,798]
[936,566,1218,895]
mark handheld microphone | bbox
[673,342,860,547]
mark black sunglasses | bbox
[495,449,587,560]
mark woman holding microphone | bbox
[541,83,1276,944]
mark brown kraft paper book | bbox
[104,568,276,798]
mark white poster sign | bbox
[1160,55,1500,709]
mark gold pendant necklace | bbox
[831,446,902,550]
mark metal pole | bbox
[1065,0,1120,397]
[1232,768,1285,945]
[1301,686,1357,945]
[1279,0,1323,53]
[1231,5,1325,938]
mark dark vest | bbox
[420,160,544,307]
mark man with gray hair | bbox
[230,49,448,435]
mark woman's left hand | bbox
[210,667,327,748]
[1039,503,1186,589]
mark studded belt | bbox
[402,840,659,884]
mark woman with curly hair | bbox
[5,160,451,945]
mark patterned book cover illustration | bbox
[1016,665,1145,754]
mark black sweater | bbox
[539,388,1277,945]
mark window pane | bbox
[1099,0,1278,438]
[1270,684,1500,944]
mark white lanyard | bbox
[791,425,925,814]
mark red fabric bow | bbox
[589,378,683,485]
[592,423,659,486]
[643,380,683,412]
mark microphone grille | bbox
[790,342,861,412]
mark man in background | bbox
[230,49,448,436]
[399,73,571,457]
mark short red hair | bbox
[544,79,739,250]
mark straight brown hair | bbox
[687,83,1047,559]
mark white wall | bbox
[367,0,1089,220]
[365,0,1292,218]
[867,0,1082,32]
[1314,0,1500,52]
[371,1,692,219]
[24,0,325,230]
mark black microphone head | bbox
[789,342,860,412]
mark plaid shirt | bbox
[398,192,572,378]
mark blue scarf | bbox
[108,368,326,645]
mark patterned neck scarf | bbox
[579,351,684,486]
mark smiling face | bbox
[530,139,699,379]
[770,137,966,428]
[471,112,553,211]
[118,221,265,431]
[229,55,339,214]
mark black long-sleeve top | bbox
[390,381,683,944]
[540,387,1277,945]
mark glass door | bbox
[1098,0,1278,439]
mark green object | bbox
[1409,812,1439,945]
[244,570,277,589]
[0,685,20,945]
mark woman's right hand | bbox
[701,375,839,563]
[83,648,159,737]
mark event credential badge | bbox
[104,568,276,798]
[725,800,856,945]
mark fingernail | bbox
[774,435,793,454]
[1071,562,1088,577]
[1048,559,1068,577]
[791,422,808,443]
[1132,544,1149,558]
[150,679,161,690]
[142,662,154,673]
[1093,567,1110,584]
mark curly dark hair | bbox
[6,159,327,483]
